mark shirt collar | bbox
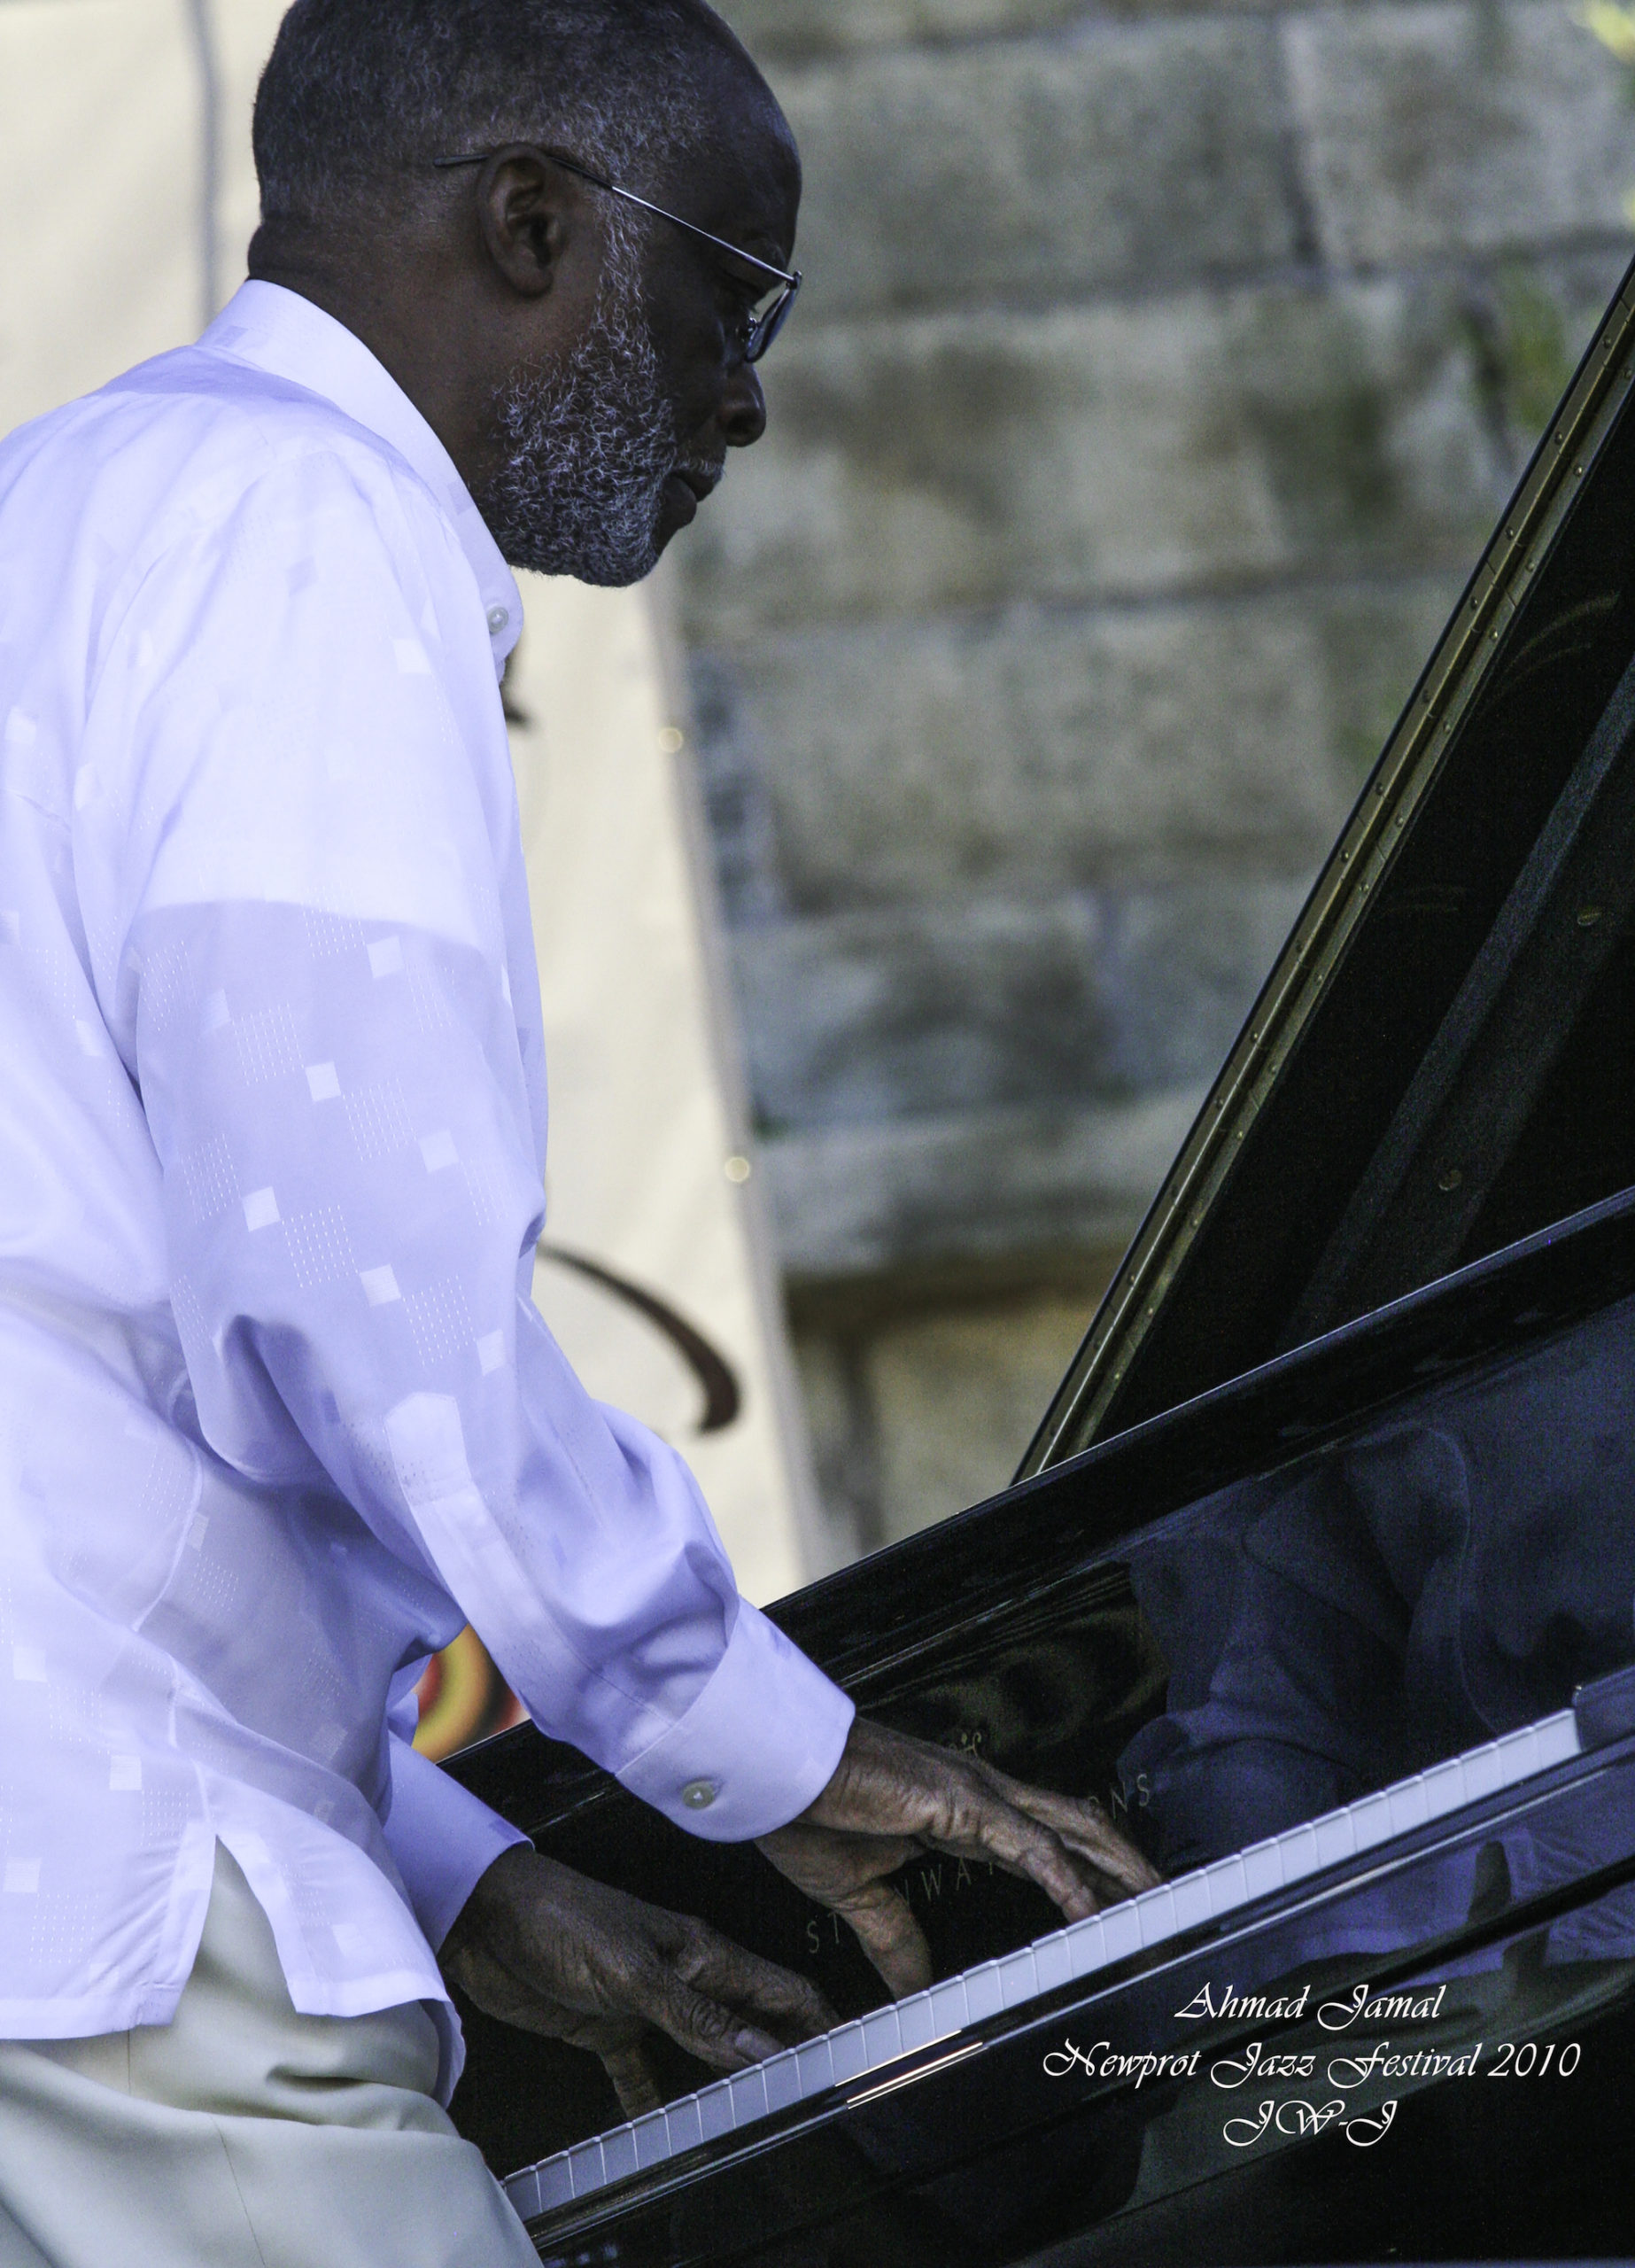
[198,280,523,672]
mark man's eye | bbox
[717,276,767,351]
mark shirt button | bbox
[486,605,510,634]
[681,1780,717,1811]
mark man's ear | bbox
[471,144,583,299]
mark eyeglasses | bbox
[432,145,802,363]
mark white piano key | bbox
[1034,1931,1073,1992]
[964,1961,1004,2021]
[503,2167,540,2220]
[1349,1790,1391,1851]
[1501,1724,1542,1775]
[1281,1822,1319,1879]
[665,2094,703,2155]
[1313,1810,1355,1867]
[1000,1945,1039,2009]
[861,2005,902,2063]
[764,2053,804,2114]
[732,2065,769,2126]
[1522,1712,1580,1771]
[566,2139,606,2199]
[1422,1758,1463,1814]
[795,2033,836,2094]
[1461,1744,1504,1802]
[1170,1872,1214,1931]
[1388,1775,1430,1834]
[1067,1916,1107,1978]
[505,1705,1585,2222]
[1241,1837,1285,1898]
[929,1976,971,2034]
[601,2126,639,2184]
[1546,1714,1582,1763]
[697,2081,735,2143]
[1099,1901,1143,1961]
[897,1992,941,2051]
[1205,1854,1248,1915]
[633,2113,671,2171]
[1136,1885,1178,1946]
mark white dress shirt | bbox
[0,279,853,2093]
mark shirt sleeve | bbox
[88,439,853,1843]
[383,1732,530,1949]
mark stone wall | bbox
[675,0,1634,1562]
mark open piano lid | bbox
[1019,249,1635,1474]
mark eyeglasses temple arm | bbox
[597,181,797,288]
[431,149,797,290]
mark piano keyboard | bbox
[502,1708,1584,2225]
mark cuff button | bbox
[681,1779,717,1811]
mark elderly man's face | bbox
[470,93,799,587]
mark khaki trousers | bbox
[0,1847,537,2268]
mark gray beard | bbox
[472,260,678,586]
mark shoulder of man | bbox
[0,340,457,607]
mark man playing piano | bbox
[0,1,1155,2261]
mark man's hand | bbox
[440,1845,838,2117]
[756,1717,1162,1998]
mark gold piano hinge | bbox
[1018,267,1635,1478]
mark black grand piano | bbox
[442,252,1635,2264]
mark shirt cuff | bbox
[615,1600,855,1842]
[384,1733,531,1948]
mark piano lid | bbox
[1019,252,1635,1476]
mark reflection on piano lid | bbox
[501,1705,1583,2226]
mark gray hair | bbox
[252,0,740,223]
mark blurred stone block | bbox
[732,878,1307,1128]
[861,1290,1104,1539]
[779,22,1294,321]
[763,1089,1204,1278]
[692,577,1462,912]
[682,280,1500,637]
[722,0,1104,62]
[1481,247,1635,445]
[1284,0,1631,268]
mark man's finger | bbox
[825,1878,933,2000]
[992,1816,1102,1923]
[639,1959,787,2074]
[915,1783,1114,1924]
[673,1924,841,2041]
[979,1775,1160,1897]
[601,2040,664,2120]
[1047,1822,1161,1899]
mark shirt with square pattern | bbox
[0,280,852,2087]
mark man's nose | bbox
[719,362,766,449]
